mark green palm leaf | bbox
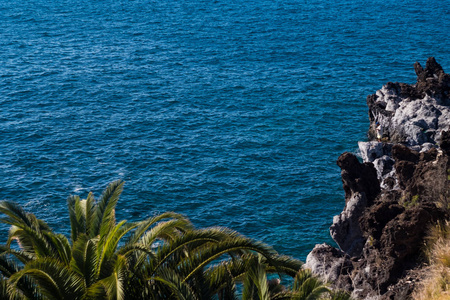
[127,212,192,245]
[42,232,71,266]
[94,180,124,240]
[97,220,137,279]
[242,255,270,300]
[9,258,84,300]
[1,202,70,264]
[152,268,199,300]
[0,277,27,300]
[70,234,99,288]
[204,259,246,296]
[84,254,127,300]
[0,201,47,230]
[0,181,349,300]
[291,269,330,300]
[180,235,277,282]
[263,255,303,278]
[0,202,52,258]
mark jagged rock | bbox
[414,57,450,100]
[330,192,367,257]
[358,141,392,163]
[359,192,404,241]
[391,144,420,189]
[351,201,447,298]
[358,141,397,188]
[304,243,352,287]
[372,156,396,188]
[327,148,448,299]
[330,153,380,256]
[336,152,381,205]
[367,57,450,148]
[307,59,450,300]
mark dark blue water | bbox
[0,0,449,260]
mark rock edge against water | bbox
[305,58,450,299]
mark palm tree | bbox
[0,180,348,300]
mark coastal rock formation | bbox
[366,57,450,147]
[306,58,450,299]
[330,153,380,257]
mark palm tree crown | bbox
[0,180,350,300]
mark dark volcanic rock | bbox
[325,147,448,299]
[441,130,450,157]
[330,153,380,256]
[336,152,380,205]
[306,58,450,300]
[414,57,450,100]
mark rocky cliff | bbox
[305,58,450,299]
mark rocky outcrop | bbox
[366,57,450,147]
[330,153,380,257]
[304,243,353,286]
[306,58,450,299]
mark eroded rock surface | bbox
[330,153,380,257]
[306,58,450,299]
[366,57,450,148]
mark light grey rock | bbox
[330,192,367,257]
[370,92,450,147]
[358,142,397,188]
[376,85,402,112]
[358,142,393,163]
[304,243,351,284]
[358,141,384,162]
[420,142,435,152]
[389,96,446,145]
[372,155,395,178]
[372,155,397,190]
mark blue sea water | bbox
[0,0,449,260]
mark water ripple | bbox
[0,0,449,260]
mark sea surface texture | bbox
[0,0,449,260]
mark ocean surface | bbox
[0,0,449,260]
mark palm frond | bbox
[93,180,124,240]
[291,269,330,300]
[7,224,54,260]
[6,226,38,256]
[262,254,303,278]
[139,218,193,248]
[0,201,69,263]
[128,212,193,244]
[67,195,85,244]
[42,232,72,266]
[244,255,270,300]
[84,192,96,239]
[70,234,99,288]
[84,254,127,300]
[152,267,199,300]
[0,246,23,278]
[0,201,41,230]
[8,258,84,300]
[204,259,246,295]
[1,248,35,266]
[0,277,29,300]
[97,220,138,279]
[179,234,277,283]
[0,247,41,299]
